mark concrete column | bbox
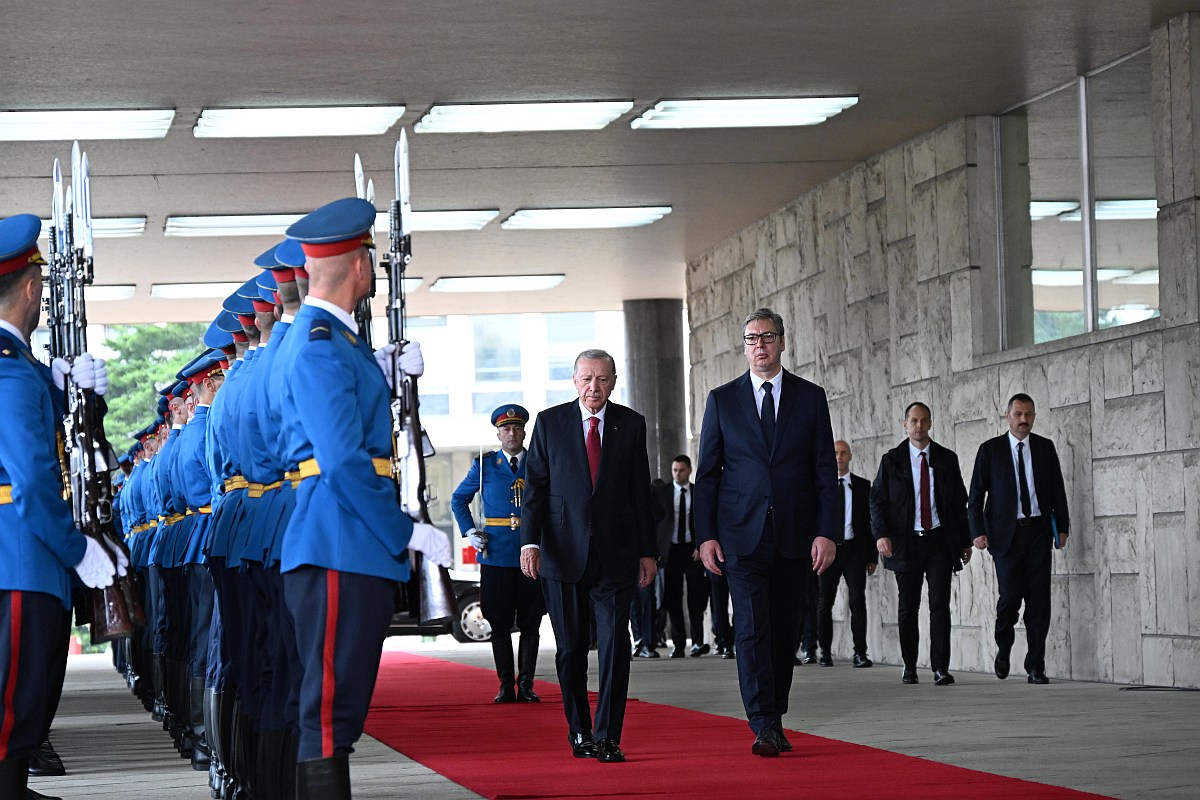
[623,299,687,481]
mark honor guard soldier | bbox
[275,197,450,799]
[452,404,547,703]
[0,214,122,800]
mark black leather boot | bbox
[0,757,29,798]
[516,633,541,702]
[491,635,516,702]
[296,754,351,800]
[152,653,166,722]
[191,676,211,771]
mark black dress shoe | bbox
[933,670,955,686]
[852,654,873,668]
[1027,671,1050,685]
[901,669,919,684]
[597,738,625,763]
[494,684,517,703]
[568,732,599,758]
[670,648,686,659]
[752,728,781,757]
[26,788,64,800]
[689,643,710,657]
[517,685,541,702]
[774,724,793,752]
[28,738,66,777]
[722,648,735,660]
[801,650,817,665]
[634,645,660,659]
[995,649,1011,680]
[818,652,833,667]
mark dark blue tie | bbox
[760,382,776,452]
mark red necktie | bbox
[919,451,932,530]
[586,417,601,486]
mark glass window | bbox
[473,391,522,414]
[546,388,578,406]
[419,393,450,415]
[473,315,521,382]
[546,312,596,380]
[1090,50,1159,329]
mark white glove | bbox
[373,343,397,389]
[51,358,70,391]
[74,536,117,589]
[103,533,130,577]
[408,522,452,568]
[70,354,108,396]
[397,341,424,379]
[465,528,487,552]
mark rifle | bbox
[352,154,376,346]
[46,142,146,644]
[387,131,457,626]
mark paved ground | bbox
[31,632,1200,799]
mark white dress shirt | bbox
[0,319,26,343]
[303,296,357,334]
[748,369,782,420]
[578,400,607,443]
[1007,431,1042,518]
[839,474,854,540]
[908,441,941,530]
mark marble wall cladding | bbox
[686,111,1200,688]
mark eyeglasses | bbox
[743,332,780,346]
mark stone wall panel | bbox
[1153,512,1189,635]
[913,179,940,282]
[936,169,971,274]
[1164,325,1200,449]
[1132,332,1165,395]
[1111,574,1144,683]
[934,118,969,176]
[1102,340,1134,399]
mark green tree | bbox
[102,323,208,446]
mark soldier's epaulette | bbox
[309,320,331,341]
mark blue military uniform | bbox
[276,198,414,787]
[450,404,546,702]
[0,215,88,789]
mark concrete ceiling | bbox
[2,0,1196,325]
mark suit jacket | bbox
[695,369,840,558]
[838,473,880,565]
[521,400,656,584]
[967,432,1070,558]
[653,481,694,561]
[869,439,970,573]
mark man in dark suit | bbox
[968,393,1070,685]
[630,479,671,658]
[870,402,972,686]
[696,308,839,757]
[521,349,657,764]
[655,455,710,658]
[817,440,878,667]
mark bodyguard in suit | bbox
[656,455,710,658]
[451,403,547,703]
[870,402,972,686]
[275,198,450,798]
[695,308,839,757]
[968,393,1070,685]
[521,349,657,764]
[0,214,120,798]
[816,440,878,667]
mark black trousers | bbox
[481,564,545,682]
[724,521,806,735]
[708,569,733,650]
[541,546,635,743]
[795,567,819,655]
[894,530,953,672]
[993,518,1052,673]
[817,541,869,657]
[663,543,708,650]
[0,590,66,761]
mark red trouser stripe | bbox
[0,591,22,759]
[321,571,339,759]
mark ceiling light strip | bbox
[429,275,565,293]
[415,101,632,133]
[39,217,148,238]
[194,106,405,138]
[0,109,175,141]
[631,97,857,129]
[501,206,671,230]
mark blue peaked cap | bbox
[285,197,375,246]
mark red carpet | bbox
[365,652,1113,800]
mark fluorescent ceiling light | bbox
[167,209,498,237]
[1031,268,1135,287]
[0,109,175,141]
[375,210,499,231]
[429,275,565,293]
[194,106,405,138]
[39,217,147,239]
[84,285,136,302]
[502,206,671,229]
[1056,200,1158,222]
[151,282,246,299]
[1030,201,1079,220]
[415,101,632,133]
[398,278,423,292]
[630,97,858,129]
